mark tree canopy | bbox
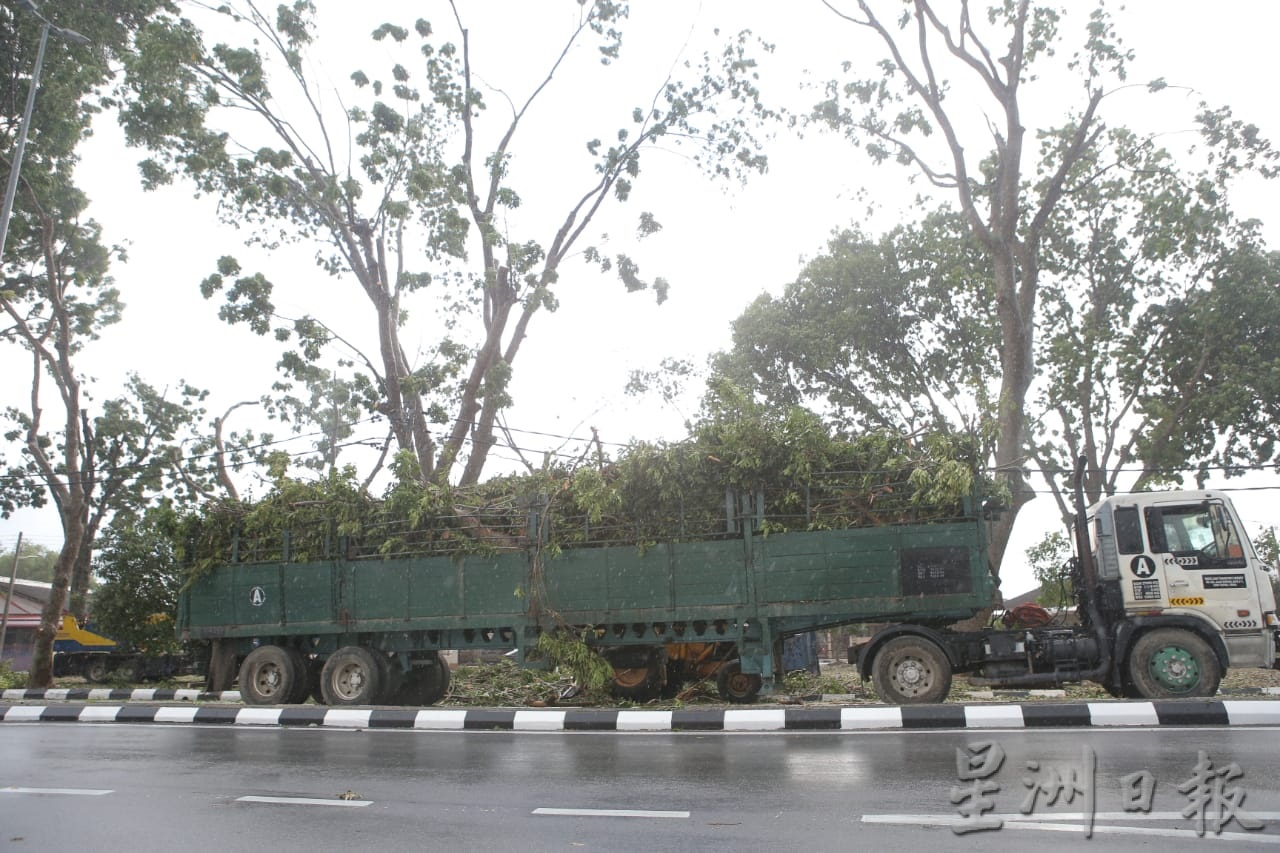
[1,0,215,685]
[119,0,776,496]
[722,0,1280,574]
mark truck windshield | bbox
[1146,502,1246,568]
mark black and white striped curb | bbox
[3,700,1279,730]
[2,688,240,703]
[8,687,1275,706]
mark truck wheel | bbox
[715,659,762,703]
[286,649,313,705]
[238,645,302,705]
[372,651,404,705]
[871,636,952,704]
[608,648,665,702]
[320,646,382,706]
[84,657,109,684]
[395,658,452,706]
[1128,629,1221,699]
[127,657,148,684]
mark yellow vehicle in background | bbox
[54,615,189,683]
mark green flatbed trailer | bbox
[178,497,996,706]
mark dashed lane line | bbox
[236,795,372,808]
[533,808,690,819]
[0,786,113,796]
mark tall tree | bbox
[1030,123,1280,518]
[813,0,1120,569]
[812,0,1276,570]
[120,1,774,494]
[1,0,204,685]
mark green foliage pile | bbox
[177,400,996,579]
[0,660,28,690]
[92,505,189,656]
[439,658,577,707]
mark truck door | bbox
[1141,501,1248,608]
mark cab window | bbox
[1114,507,1143,554]
[1143,502,1247,568]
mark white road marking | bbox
[413,709,468,729]
[614,711,672,731]
[1087,702,1159,726]
[840,706,902,729]
[723,709,787,731]
[78,705,123,722]
[1,706,46,721]
[963,704,1025,728]
[322,708,372,728]
[154,707,198,723]
[235,707,283,726]
[513,710,566,731]
[1,786,113,796]
[533,808,689,819]
[236,795,372,807]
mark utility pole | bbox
[0,533,24,663]
[0,2,91,260]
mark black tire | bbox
[715,659,762,703]
[128,657,148,684]
[371,651,404,705]
[1128,628,1221,699]
[319,646,382,706]
[286,649,313,705]
[84,657,109,684]
[870,636,952,704]
[394,657,452,706]
[238,645,302,705]
[607,647,665,702]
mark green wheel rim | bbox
[1148,645,1199,693]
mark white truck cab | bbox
[1090,490,1278,671]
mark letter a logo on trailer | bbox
[249,586,266,607]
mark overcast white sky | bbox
[3,1,1278,597]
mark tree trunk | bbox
[204,639,238,693]
[30,536,84,687]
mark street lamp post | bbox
[0,1,91,261]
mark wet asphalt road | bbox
[1,723,1278,851]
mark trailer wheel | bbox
[319,646,382,706]
[238,645,302,705]
[84,657,109,684]
[394,657,452,706]
[371,651,404,705]
[286,649,313,705]
[715,660,762,703]
[871,636,952,704]
[1128,628,1221,699]
[607,648,665,702]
